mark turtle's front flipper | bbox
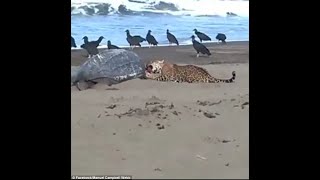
[92,77,119,86]
[76,80,96,91]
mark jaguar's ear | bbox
[159,60,165,63]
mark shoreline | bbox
[71,41,249,66]
[71,40,249,51]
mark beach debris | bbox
[106,104,117,109]
[133,108,150,116]
[169,103,174,109]
[197,100,222,106]
[221,139,231,143]
[203,136,234,144]
[145,96,164,107]
[196,154,207,160]
[145,101,160,107]
[203,112,216,118]
[157,125,165,130]
[105,87,119,90]
[211,100,222,105]
[225,163,230,167]
[150,107,161,113]
[172,111,179,116]
[106,102,177,119]
[113,132,116,135]
[97,114,101,118]
[215,112,220,116]
[116,108,150,117]
[241,102,249,109]
[154,168,162,171]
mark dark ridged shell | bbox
[73,49,145,84]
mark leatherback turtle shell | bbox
[73,49,145,89]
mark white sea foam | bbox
[71,0,249,17]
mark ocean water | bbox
[71,0,249,48]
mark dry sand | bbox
[71,41,249,179]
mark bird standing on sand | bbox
[107,40,121,49]
[80,36,104,57]
[166,29,179,46]
[146,30,158,48]
[125,30,146,49]
[216,33,227,44]
[71,36,77,48]
[80,43,99,58]
[193,29,211,42]
[82,36,105,47]
[191,35,211,58]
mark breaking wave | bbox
[71,0,249,17]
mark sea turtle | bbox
[72,49,146,91]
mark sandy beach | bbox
[71,41,249,179]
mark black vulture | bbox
[107,40,121,49]
[166,29,179,46]
[82,36,89,44]
[191,35,211,58]
[146,30,158,47]
[193,29,211,42]
[125,29,146,48]
[80,43,99,58]
[82,36,105,47]
[71,36,77,48]
[80,36,104,57]
[216,33,227,44]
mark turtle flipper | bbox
[92,77,119,86]
[76,80,96,91]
